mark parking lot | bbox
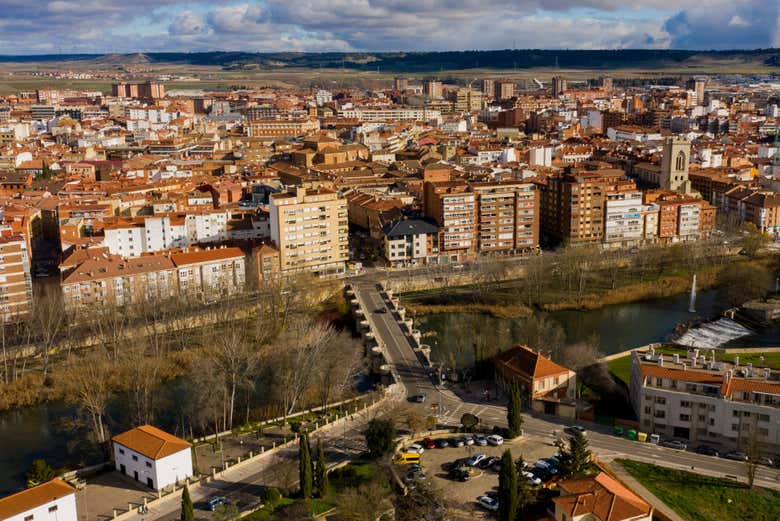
[396,434,559,517]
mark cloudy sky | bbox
[0,1,778,54]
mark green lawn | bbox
[617,459,780,521]
[606,355,632,386]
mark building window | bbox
[48,506,58,513]
[132,455,138,461]
[146,461,152,468]
[119,448,125,455]
[25,516,33,521]
[732,424,739,431]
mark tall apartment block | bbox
[269,187,348,276]
[552,76,567,98]
[112,81,165,100]
[471,181,540,253]
[424,80,443,100]
[494,80,515,100]
[538,170,623,244]
[0,228,32,321]
[423,181,476,262]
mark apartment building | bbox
[247,119,320,137]
[60,246,245,308]
[603,182,644,246]
[630,346,780,458]
[338,108,441,123]
[424,80,443,99]
[453,88,483,112]
[423,181,476,262]
[494,80,515,100]
[648,193,716,242]
[269,187,348,276]
[471,181,540,253]
[382,218,439,267]
[538,170,623,244]
[0,228,32,321]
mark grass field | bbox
[617,459,780,521]
[606,355,632,385]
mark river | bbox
[2,288,779,494]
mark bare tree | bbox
[67,352,113,444]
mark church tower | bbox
[661,136,691,193]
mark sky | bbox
[0,1,778,55]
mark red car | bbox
[421,437,436,449]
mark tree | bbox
[365,418,396,459]
[180,485,194,521]
[557,431,592,479]
[404,410,426,438]
[718,263,771,306]
[314,439,328,498]
[740,222,769,258]
[514,455,536,510]
[299,432,313,499]
[460,413,479,432]
[497,449,518,521]
[338,482,393,521]
[26,459,56,487]
[212,503,239,521]
[507,383,524,438]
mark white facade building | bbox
[112,425,193,491]
[0,479,77,521]
[604,190,644,245]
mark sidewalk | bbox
[608,461,686,521]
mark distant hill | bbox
[0,49,778,72]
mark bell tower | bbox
[661,136,691,193]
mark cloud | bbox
[0,1,776,54]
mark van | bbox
[395,452,421,465]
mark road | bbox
[351,280,780,491]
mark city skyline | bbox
[0,1,778,55]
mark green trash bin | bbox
[613,426,624,436]
[627,429,638,441]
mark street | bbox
[351,280,780,491]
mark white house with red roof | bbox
[0,479,77,521]
[112,425,193,491]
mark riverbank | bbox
[403,255,776,318]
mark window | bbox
[24,516,33,521]
[654,410,666,419]
[680,414,690,421]
[675,151,686,171]
[732,424,739,431]
[48,506,58,513]
[119,448,125,455]
[655,397,666,405]
[680,400,692,408]
[132,455,138,461]
[146,461,152,468]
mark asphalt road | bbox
[351,281,780,491]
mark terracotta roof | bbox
[724,378,780,398]
[0,479,76,519]
[170,247,244,266]
[494,345,571,380]
[554,472,652,521]
[640,365,723,386]
[112,425,190,460]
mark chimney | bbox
[723,370,732,384]
[673,354,680,365]
[734,356,739,368]
[693,348,700,360]
[658,357,664,367]
[765,368,771,380]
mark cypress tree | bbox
[498,449,518,521]
[507,383,524,438]
[299,432,313,499]
[314,439,328,498]
[180,484,194,521]
[560,430,592,478]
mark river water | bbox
[2,288,780,494]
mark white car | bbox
[466,453,487,467]
[405,444,424,454]
[522,470,542,486]
[486,434,504,446]
[477,496,499,512]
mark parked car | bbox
[477,496,499,512]
[522,470,543,486]
[535,459,558,475]
[436,439,450,449]
[448,468,470,482]
[531,467,552,482]
[487,434,504,446]
[473,434,488,446]
[463,435,475,445]
[405,471,426,483]
[405,444,424,454]
[694,445,720,457]
[412,393,427,403]
[450,437,464,447]
[374,308,387,314]
[478,456,500,470]
[457,436,471,446]
[723,450,748,461]
[565,425,587,435]
[757,456,774,467]
[207,497,229,511]
[421,437,436,450]
[466,454,487,467]
[659,440,688,451]
[407,464,422,473]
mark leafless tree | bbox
[337,481,393,521]
[67,352,113,444]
